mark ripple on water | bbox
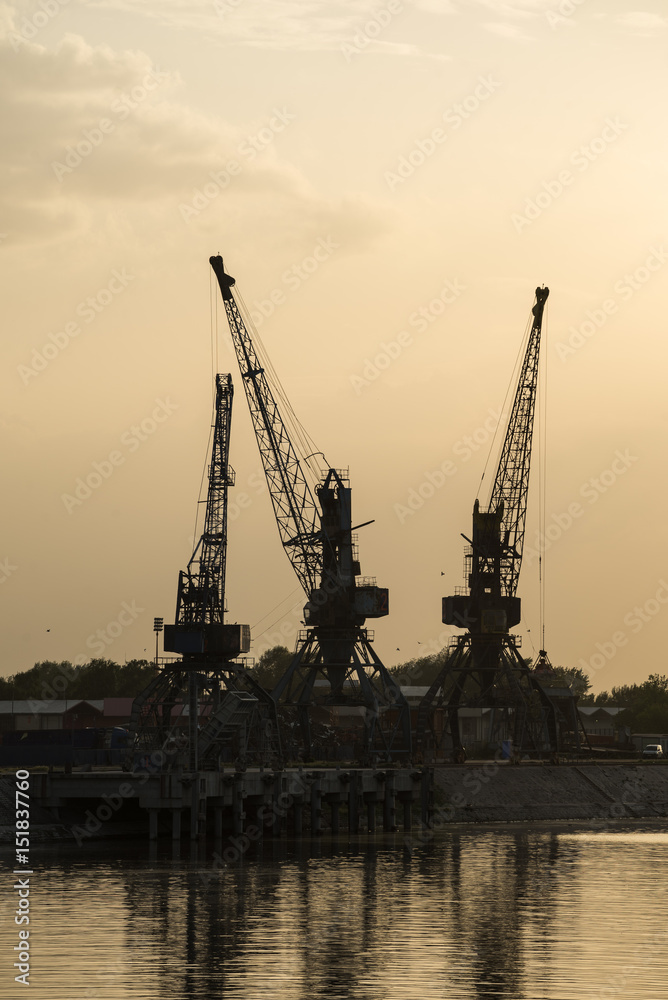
[5,827,668,1000]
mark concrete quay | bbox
[26,766,434,841]
[433,760,668,825]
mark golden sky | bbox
[1,0,666,694]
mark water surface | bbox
[3,824,668,999]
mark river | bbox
[3,823,668,999]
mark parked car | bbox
[642,744,664,758]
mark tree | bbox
[578,689,613,706]
[250,646,293,692]
[537,664,591,699]
[68,659,122,698]
[117,659,158,696]
[1,658,158,701]
[5,661,80,700]
[389,648,449,687]
[616,674,668,733]
[578,674,668,734]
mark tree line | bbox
[387,649,592,697]
[0,659,158,702]
[578,673,668,733]
[0,652,296,703]
[0,649,598,702]
[2,651,667,735]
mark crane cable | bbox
[190,271,220,550]
[233,286,344,584]
[234,286,328,492]
[538,297,549,655]
[251,587,303,638]
[472,290,548,661]
[476,308,533,503]
[195,268,326,633]
[211,264,219,385]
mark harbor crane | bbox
[127,373,279,772]
[416,287,583,759]
[210,255,411,761]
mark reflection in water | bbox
[8,825,668,999]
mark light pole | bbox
[153,618,163,668]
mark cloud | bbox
[412,0,457,12]
[80,0,450,57]
[615,11,668,32]
[0,33,201,242]
[85,0,407,52]
[482,20,532,37]
[86,0,558,37]
[0,27,390,253]
[470,0,554,15]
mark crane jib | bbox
[488,285,548,600]
[210,254,322,598]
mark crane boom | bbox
[165,370,250,657]
[210,254,411,760]
[489,287,549,598]
[416,286,570,761]
[129,369,280,773]
[209,255,321,598]
[176,373,234,626]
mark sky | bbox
[1,0,667,696]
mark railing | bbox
[320,467,349,483]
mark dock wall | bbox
[2,762,667,846]
[8,766,431,842]
[432,762,668,825]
